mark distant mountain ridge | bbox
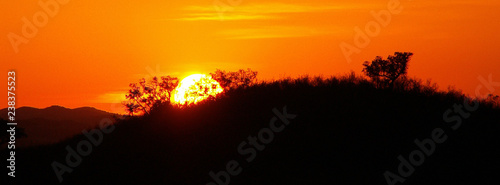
[0,106,117,147]
[0,105,112,121]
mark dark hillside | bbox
[10,75,500,185]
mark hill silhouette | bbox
[8,74,500,185]
[0,106,116,147]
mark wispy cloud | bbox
[186,3,347,14]
[176,3,351,21]
[93,91,126,103]
[174,13,271,21]
[172,2,359,39]
[219,26,334,39]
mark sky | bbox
[1,0,499,113]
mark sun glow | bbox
[172,74,224,105]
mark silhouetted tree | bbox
[124,76,179,115]
[210,68,258,90]
[485,94,500,108]
[362,52,413,89]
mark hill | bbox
[0,106,116,147]
[9,75,500,185]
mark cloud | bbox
[219,26,333,39]
[173,13,271,21]
[93,92,127,103]
[176,3,350,21]
[186,3,346,14]
[172,2,365,39]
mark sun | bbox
[172,74,224,105]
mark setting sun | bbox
[172,74,224,105]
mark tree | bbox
[123,76,179,115]
[210,68,258,90]
[486,94,500,108]
[362,52,413,88]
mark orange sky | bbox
[1,0,499,113]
